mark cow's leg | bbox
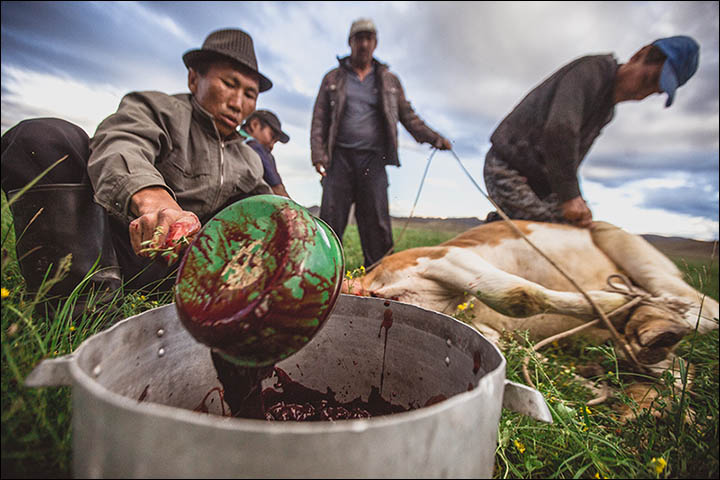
[591,221,718,333]
[406,247,632,320]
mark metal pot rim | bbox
[59,302,509,434]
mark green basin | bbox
[174,195,344,367]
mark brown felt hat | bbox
[183,28,273,92]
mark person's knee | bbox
[3,117,85,147]
[1,117,90,192]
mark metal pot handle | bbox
[503,380,553,423]
[24,355,75,388]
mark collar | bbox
[337,55,387,72]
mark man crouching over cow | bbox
[483,36,699,227]
[341,35,712,420]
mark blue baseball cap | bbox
[652,36,700,107]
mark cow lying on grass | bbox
[343,220,719,418]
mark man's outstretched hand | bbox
[129,187,201,264]
[434,136,452,150]
[561,196,593,228]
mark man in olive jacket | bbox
[1,28,273,297]
[484,35,700,228]
[311,18,451,269]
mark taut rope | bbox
[446,149,650,376]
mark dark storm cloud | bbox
[1,1,192,86]
[585,151,719,175]
[640,177,719,219]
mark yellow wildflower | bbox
[140,295,146,301]
[360,265,365,274]
[457,303,467,311]
[1,287,9,299]
[513,439,525,453]
[345,271,352,279]
[69,326,76,332]
[650,457,667,474]
[583,406,592,415]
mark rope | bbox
[446,148,650,375]
[520,288,648,404]
[359,146,690,404]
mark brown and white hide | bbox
[344,220,718,415]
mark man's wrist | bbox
[130,186,178,217]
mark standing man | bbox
[484,36,700,227]
[310,18,451,269]
[240,109,292,198]
[1,28,274,299]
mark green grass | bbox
[2,198,718,478]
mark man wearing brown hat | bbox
[240,110,292,198]
[311,18,452,269]
[1,28,274,300]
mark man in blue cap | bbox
[484,36,700,228]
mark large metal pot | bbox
[26,295,551,478]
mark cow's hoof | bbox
[626,305,690,348]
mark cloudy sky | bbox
[2,1,718,240]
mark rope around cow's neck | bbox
[445,149,650,375]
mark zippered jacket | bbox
[310,56,445,169]
[88,91,271,224]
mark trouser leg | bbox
[350,150,393,269]
[483,148,567,224]
[319,148,355,242]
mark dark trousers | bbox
[1,118,175,290]
[483,148,567,224]
[319,147,393,268]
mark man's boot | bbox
[8,183,123,308]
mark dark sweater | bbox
[490,54,618,201]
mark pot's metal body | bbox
[26,295,551,478]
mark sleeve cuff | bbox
[97,174,175,224]
[554,179,581,203]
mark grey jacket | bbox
[88,91,271,224]
[490,54,618,201]
[310,56,445,168]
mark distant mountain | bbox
[640,234,718,261]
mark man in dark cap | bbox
[484,36,700,228]
[311,18,452,269]
[1,28,274,300]
[240,109,292,198]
